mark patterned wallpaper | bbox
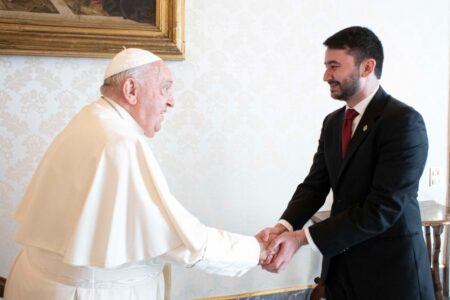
[0,0,449,299]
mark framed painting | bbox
[0,0,185,59]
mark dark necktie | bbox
[342,108,359,158]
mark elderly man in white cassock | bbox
[5,48,269,300]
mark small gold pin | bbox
[363,125,368,132]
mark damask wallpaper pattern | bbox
[0,0,449,299]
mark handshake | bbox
[255,224,308,273]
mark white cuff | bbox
[278,220,321,253]
[277,219,293,232]
[193,228,259,277]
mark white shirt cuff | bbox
[277,219,293,232]
[192,228,259,277]
[278,220,320,253]
[304,227,320,253]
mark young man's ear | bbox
[122,78,139,105]
[360,59,376,78]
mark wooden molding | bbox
[0,0,185,60]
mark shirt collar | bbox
[346,85,380,116]
[100,96,145,135]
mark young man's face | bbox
[323,48,362,101]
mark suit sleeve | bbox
[309,107,428,257]
[280,117,332,229]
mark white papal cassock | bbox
[5,97,260,300]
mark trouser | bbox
[324,251,434,300]
[325,255,357,300]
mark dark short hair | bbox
[324,26,384,78]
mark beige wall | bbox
[0,0,449,299]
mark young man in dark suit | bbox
[258,26,434,300]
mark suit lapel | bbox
[337,87,388,181]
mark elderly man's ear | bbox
[123,78,139,105]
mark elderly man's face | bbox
[136,61,175,137]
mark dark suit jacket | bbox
[281,87,434,299]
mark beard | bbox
[328,69,361,101]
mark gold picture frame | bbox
[0,0,185,60]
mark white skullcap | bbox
[104,48,162,79]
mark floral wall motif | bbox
[0,0,448,299]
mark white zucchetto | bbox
[104,48,162,79]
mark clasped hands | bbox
[255,224,308,273]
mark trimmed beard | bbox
[329,69,361,101]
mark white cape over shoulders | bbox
[15,98,208,268]
[7,98,260,300]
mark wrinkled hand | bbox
[262,229,308,273]
[255,224,287,265]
